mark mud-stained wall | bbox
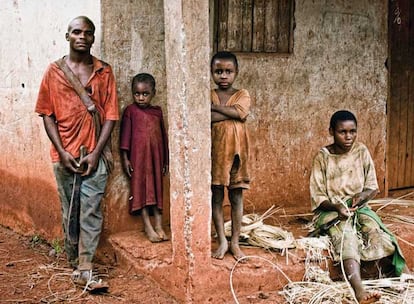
[1,0,388,239]
[0,1,101,238]
[237,0,388,212]
[101,0,388,225]
[100,0,169,235]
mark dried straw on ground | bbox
[224,205,296,250]
[282,277,414,304]
[226,205,414,304]
[282,235,414,303]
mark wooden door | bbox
[388,0,414,190]
[213,0,293,53]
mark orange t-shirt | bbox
[211,89,250,187]
[35,56,119,162]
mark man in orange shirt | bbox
[35,16,119,291]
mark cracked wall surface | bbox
[1,0,387,244]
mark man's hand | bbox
[78,151,100,176]
[60,150,82,173]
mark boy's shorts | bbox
[228,156,249,190]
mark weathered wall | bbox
[103,1,213,300]
[162,0,212,299]
[99,0,170,236]
[0,1,101,238]
[236,0,388,212]
[0,0,388,239]
[100,0,388,234]
[0,0,389,301]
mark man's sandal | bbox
[71,269,109,293]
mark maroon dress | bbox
[120,104,168,214]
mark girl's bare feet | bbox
[155,227,169,241]
[142,207,161,242]
[145,226,162,243]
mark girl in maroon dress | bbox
[120,73,169,242]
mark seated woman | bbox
[310,110,407,304]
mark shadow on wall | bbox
[0,169,62,240]
[101,154,171,235]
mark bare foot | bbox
[212,242,228,259]
[155,227,169,241]
[357,291,381,304]
[145,228,162,243]
[230,243,246,262]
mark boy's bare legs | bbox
[212,186,228,259]
[228,188,245,261]
[344,259,380,303]
[142,207,162,243]
[153,207,169,241]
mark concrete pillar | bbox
[163,0,212,301]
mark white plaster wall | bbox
[0,0,101,170]
[0,0,101,237]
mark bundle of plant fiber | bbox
[224,206,296,250]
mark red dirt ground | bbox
[1,194,413,304]
[0,224,290,303]
[0,225,178,304]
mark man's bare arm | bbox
[42,115,79,172]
